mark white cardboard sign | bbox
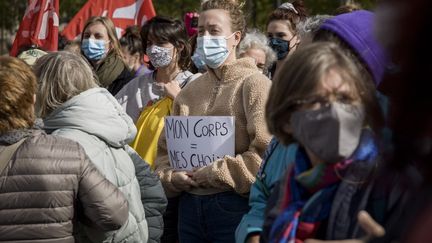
[165,116,235,171]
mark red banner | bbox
[10,0,59,56]
[62,0,156,41]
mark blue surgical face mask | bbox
[191,51,206,72]
[196,32,236,69]
[81,38,108,61]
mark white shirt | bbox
[115,70,197,123]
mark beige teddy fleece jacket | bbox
[154,57,272,197]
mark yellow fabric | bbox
[131,97,173,169]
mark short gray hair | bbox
[34,51,98,117]
[297,15,333,44]
[237,29,277,69]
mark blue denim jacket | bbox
[235,138,298,243]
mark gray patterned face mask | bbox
[146,45,173,68]
[290,102,365,163]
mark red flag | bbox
[10,0,59,56]
[62,0,156,41]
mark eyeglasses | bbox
[290,92,359,111]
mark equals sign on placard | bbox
[190,143,197,149]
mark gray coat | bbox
[0,130,129,243]
[44,88,148,243]
[127,146,167,243]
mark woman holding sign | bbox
[154,0,272,242]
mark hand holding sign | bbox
[165,116,235,171]
[172,170,198,191]
[192,167,212,188]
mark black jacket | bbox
[262,161,421,243]
[108,67,134,96]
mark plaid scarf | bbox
[269,130,378,243]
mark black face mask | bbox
[269,37,290,60]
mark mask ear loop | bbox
[225,31,241,61]
[333,159,378,185]
[288,34,300,51]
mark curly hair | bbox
[201,0,247,40]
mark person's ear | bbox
[132,53,140,64]
[33,94,36,105]
[177,43,185,52]
[173,45,184,61]
[291,35,301,47]
[234,31,242,46]
[107,40,113,52]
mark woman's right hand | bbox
[164,80,181,99]
[171,170,198,191]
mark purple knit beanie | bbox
[320,10,388,86]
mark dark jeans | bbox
[178,191,250,243]
[161,197,180,243]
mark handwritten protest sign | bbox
[165,116,235,171]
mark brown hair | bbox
[81,16,123,58]
[201,0,247,40]
[334,2,363,15]
[141,16,192,71]
[120,25,143,57]
[267,0,308,34]
[0,57,36,132]
[266,42,382,144]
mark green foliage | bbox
[0,1,27,32]
[60,0,87,22]
[153,0,200,20]
[0,0,377,54]
[153,0,377,30]
[1,0,378,31]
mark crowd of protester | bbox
[1,0,431,243]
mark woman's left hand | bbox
[164,80,181,99]
[192,167,212,188]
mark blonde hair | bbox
[201,0,247,40]
[81,16,123,58]
[0,57,36,132]
[34,51,98,118]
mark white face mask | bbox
[146,45,173,68]
[195,32,236,69]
